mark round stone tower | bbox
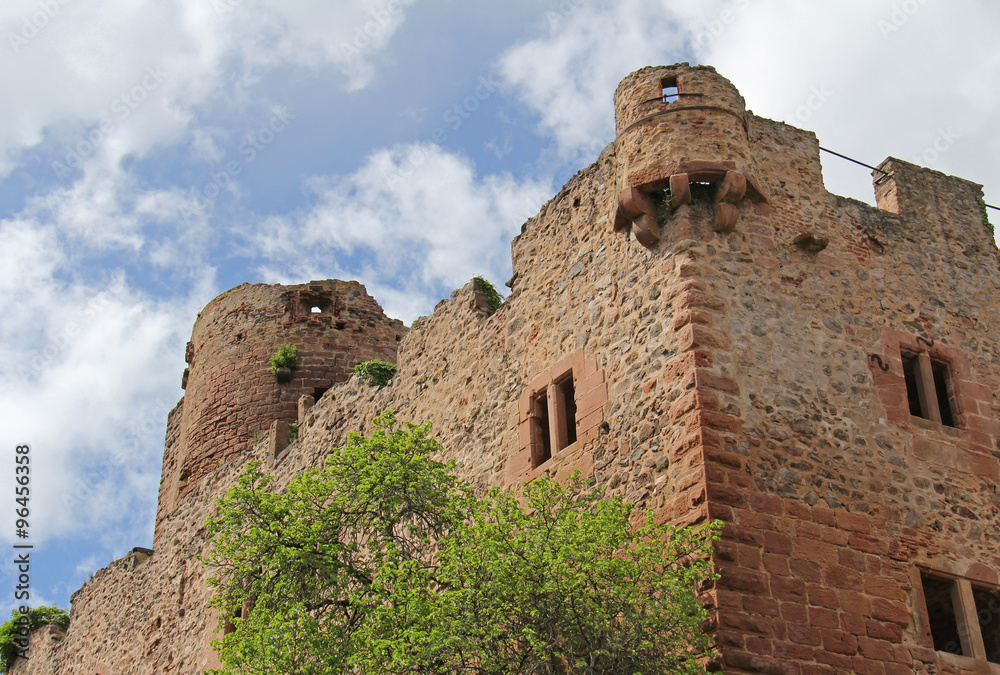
[155,280,406,538]
[611,64,764,247]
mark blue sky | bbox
[1,0,999,618]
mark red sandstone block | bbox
[814,649,854,669]
[800,665,837,675]
[871,598,909,627]
[764,553,790,577]
[749,492,784,515]
[858,637,895,662]
[719,567,769,594]
[575,383,608,418]
[821,630,858,656]
[676,290,728,313]
[774,640,815,661]
[848,533,889,556]
[705,447,744,469]
[811,507,837,526]
[722,651,790,674]
[807,584,839,610]
[716,630,745,649]
[678,324,732,352]
[837,511,870,534]
[695,409,741,433]
[772,577,807,603]
[764,531,793,556]
[794,539,838,565]
[724,522,765,547]
[808,606,840,630]
[743,595,781,618]
[883,663,912,675]
[787,622,822,646]
[669,389,720,421]
[796,521,822,540]
[786,501,811,520]
[837,547,866,571]
[818,525,848,546]
[863,576,904,601]
[850,657,886,675]
[957,448,1000,480]
[824,565,861,590]
[841,612,867,636]
[744,636,773,656]
[788,558,822,583]
[575,370,604,398]
[738,510,775,532]
[719,610,773,636]
[840,590,873,616]
[865,620,903,642]
[672,309,713,331]
[662,278,708,303]
[780,602,808,624]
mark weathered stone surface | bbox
[15,63,1000,675]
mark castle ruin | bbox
[13,63,1000,674]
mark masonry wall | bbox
[155,280,405,545]
[14,63,999,674]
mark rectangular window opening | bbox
[973,585,1000,663]
[532,391,551,467]
[312,386,329,401]
[902,353,924,418]
[555,374,577,448]
[931,360,956,427]
[661,76,679,101]
[921,573,966,656]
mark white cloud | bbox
[252,143,552,322]
[0,208,216,547]
[498,0,689,164]
[0,0,416,176]
[498,0,1000,212]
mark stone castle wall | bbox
[155,280,405,545]
[13,64,999,674]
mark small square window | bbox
[661,76,679,101]
[901,351,957,427]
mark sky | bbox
[1,0,999,619]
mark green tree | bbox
[204,413,718,674]
[0,605,70,673]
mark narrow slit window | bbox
[532,391,551,467]
[931,360,955,427]
[901,353,923,418]
[310,306,322,313]
[556,375,577,448]
[921,574,965,656]
[661,76,679,101]
[312,386,329,401]
[973,586,1000,663]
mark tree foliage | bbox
[0,605,70,673]
[204,412,719,674]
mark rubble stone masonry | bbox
[14,64,1000,674]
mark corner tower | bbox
[612,64,764,247]
[154,280,405,545]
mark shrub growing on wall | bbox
[353,359,397,388]
[268,344,299,375]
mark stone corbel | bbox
[614,186,660,248]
